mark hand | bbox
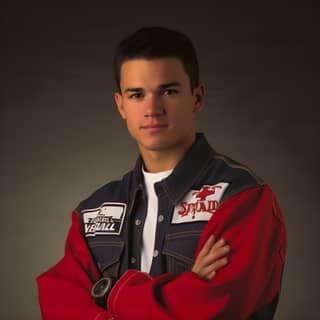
[192,235,230,280]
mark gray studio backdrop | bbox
[1,4,319,320]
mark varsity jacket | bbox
[37,133,287,320]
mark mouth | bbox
[140,124,168,132]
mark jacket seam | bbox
[214,153,264,185]
[109,271,137,315]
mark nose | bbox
[144,94,166,118]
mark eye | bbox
[129,92,144,99]
[162,89,178,96]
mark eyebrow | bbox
[123,82,181,94]
[159,82,181,89]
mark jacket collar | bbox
[131,133,215,205]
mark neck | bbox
[139,134,196,173]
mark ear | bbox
[114,91,126,119]
[192,83,205,113]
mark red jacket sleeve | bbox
[37,211,114,320]
[107,185,287,320]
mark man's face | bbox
[114,58,204,155]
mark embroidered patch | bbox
[171,183,229,224]
[82,202,127,237]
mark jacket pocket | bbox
[162,230,202,275]
[88,240,125,278]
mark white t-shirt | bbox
[141,166,173,273]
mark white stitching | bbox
[109,271,152,316]
[94,312,115,320]
[93,312,104,320]
[111,272,137,315]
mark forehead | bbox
[120,58,189,90]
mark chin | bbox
[143,143,170,151]
[139,139,173,152]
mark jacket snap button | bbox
[135,219,141,226]
[130,257,136,264]
[157,215,164,223]
[153,249,159,258]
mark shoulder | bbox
[200,150,266,202]
[76,169,134,213]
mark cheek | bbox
[125,118,138,138]
[125,110,141,129]
[169,101,194,121]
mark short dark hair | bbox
[113,26,199,93]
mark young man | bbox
[37,27,286,319]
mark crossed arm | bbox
[37,185,286,320]
[192,235,230,280]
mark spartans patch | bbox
[171,183,229,224]
[82,202,126,237]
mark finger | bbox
[197,234,216,258]
[200,244,230,267]
[205,270,216,280]
[192,238,216,275]
[193,242,230,274]
[210,238,227,253]
[202,257,229,278]
[209,244,231,261]
[210,256,229,271]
